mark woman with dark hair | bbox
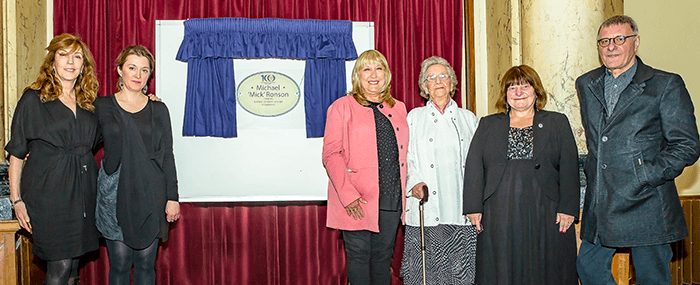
[463,65,579,284]
[7,33,100,285]
[94,45,180,285]
[323,49,409,285]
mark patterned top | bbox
[369,101,402,211]
[507,126,533,160]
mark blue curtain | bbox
[182,58,238,137]
[304,59,347,137]
[176,18,357,137]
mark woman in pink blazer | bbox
[323,50,409,285]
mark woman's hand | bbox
[345,197,368,220]
[9,155,30,233]
[147,93,162,102]
[411,182,427,199]
[467,213,483,233]
[165,201,181,222]
[556,213,575,233]
[13,201,31,233]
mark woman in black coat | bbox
[94,45,180,285]
[463,65,580,284]
[7,34,101,285]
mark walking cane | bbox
[419,185,429,285]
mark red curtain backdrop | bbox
[52,1,463,284]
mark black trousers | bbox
[342,210,402,285]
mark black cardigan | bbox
[95,95,178,248]
[462,110,580,217]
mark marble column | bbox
[520,0,606,154]
[1,0,47,158]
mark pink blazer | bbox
[323,95,409,232]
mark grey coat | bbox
[576,57,700,247]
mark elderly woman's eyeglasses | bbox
[597,35,637,47]
[424,73,450,83]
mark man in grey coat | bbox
[576,15,700,284]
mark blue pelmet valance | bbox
[176,18,357,138]
[176,18,358,60]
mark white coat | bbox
[405,99,478,227]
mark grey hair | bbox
[598,15,639,36]
[418,56,458,99]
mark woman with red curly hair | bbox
[6,33,100,285]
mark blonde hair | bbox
[350,50,395,107]
[27,33,98,111]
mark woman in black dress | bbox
[94,45,179,285]
[7,33,100,285]
[463,65,579,284]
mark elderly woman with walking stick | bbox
[401,56,479,285]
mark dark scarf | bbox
[115,102,164,249]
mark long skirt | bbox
[401,224,477,285]
[475,159,578,284]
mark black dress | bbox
[475,126,577,285]
[5,89,100,260]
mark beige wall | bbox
[17,0,49,90]
[482,0,514,116]
[626,1,700,195]
[474,0,621,149]
[0,6,4,132]
[1,0,47,158]
[474,0,700,195]
[520,0,605,153]
[474,0,621,119]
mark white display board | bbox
[155,20,374,201]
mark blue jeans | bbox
[577,238,672,285]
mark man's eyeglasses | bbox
[597,35,637,47]
[424,73,451,83]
